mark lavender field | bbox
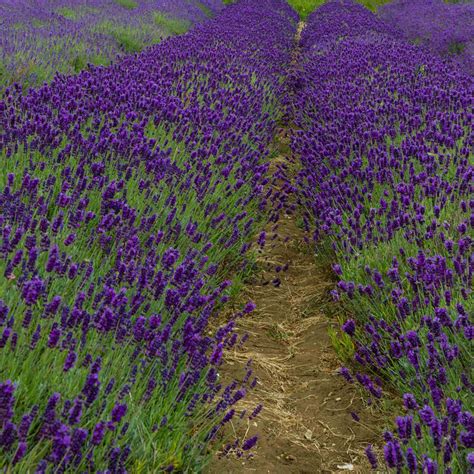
[0,0,472,472]
[0,0,223,88]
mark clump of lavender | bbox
[380,0,474,74]
[291,0,473,471]
[0,0,224,89]
[0,0,298,470]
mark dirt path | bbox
[207,22,381,474]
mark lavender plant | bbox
[290,1,473,471]
[380,0,474,75]
[0,0,224,89]
[0,0,298,470]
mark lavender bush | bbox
[380,0,474,75]
[0,0,298,470]
[0,0,224,89]
[291,1,473,471]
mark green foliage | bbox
[287,0,325,19]
[286,0,391,17]
[196,1,214,17]
[97,22,145,53]
[357,0,391,11]
[69,48,110,73]
[114,0,138,9]
[0,61,6,83]
[328,325,354,362]
[90,53,111,67]
[448,41,465,55]
[153,12,191,35]
[56,7,77,19]
[70,53,87,72]
[31,18,47,28]
[109,29,144,54]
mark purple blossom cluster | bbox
[0,0,298,470]
[290,0,473,471]
[0,0,223,88]
[380,0,474,75]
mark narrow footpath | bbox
[208,22,382,474]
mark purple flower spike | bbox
[111,403,128,424]
[403,393,418,410]
[342,319,356,337]
[365,444,378,469]
[244,301,256,314]
[13,441,27,464]
[242,435,258,451]
[91,422,107,446]
[0,380,15,427]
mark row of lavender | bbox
[0,1,298,471]
[0,0,223,90]
[380,0,474,75]
[291,1,473,472]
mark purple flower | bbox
[22,277,45,306]
[250,404,263,420]
[339,367,353,383]
[19,407,37,440]
[47,326,61,348]
[419,405,435,425]
[222,409,235,424]
[210,343,224,365]
[162,248,180,269]
[242,435,258,451]
[111,403,128,424]
[365,444,378,469]
[63,233,76,246]
[460,430,474,448]
[406,447,417,473]
[40,393,60,439]
[396,415,413,441]
[92,422,107,445]
[35,460,48,473]
[244,301,256,313]
[351,411,360,422]
[342,319,356,337]
[383,440,403,468]
[82,372,101,406]
[13,441,27,464]
[233,389,246,403]
[0,380,15,426]
[332,264,343,275]
[30,325,41,350]
[403,393,418,410]
[45,296,62,316]
[63,351,77,372]
[423,458,438,474]
[68,399,83,425]
[0,421,18,451]
[50,424,71,462]
[330,289,340,301]
[70,428,88,460]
